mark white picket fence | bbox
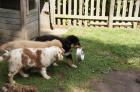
[49,0,140,28]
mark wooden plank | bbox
[102,0,107,16]
[57,0,61,25]
[0,23,20,30]
[128,0,134,17]
[96,0,100,16]
[25,21,38,39]
[0,17,20,25]
[0,29,19,42]
[57,0,61,14]
[122,0,127,17]
[73,0,77,26]
[55,14,108,20]
[25,14,38,24]
[62,0,66,25]
[90,0,95,27]
[128,0,134,28]
[84,0,89,26]
[116,0,121,16]
[95,0,100,27]
[90,0,95,16]
[108,0,115,28]
[113,22,132,25]
[26,12,38,19]
[133,0,140,28]
[0,8,19,14]
[90,21,107,25]
[121,0,128,28]
[113,17,140,21]
[79,0,83,26]
[68,0,72,25]
[115,0,122,28]
[27,10,38,17]
[101,0,107,27]
[0,12,20,19]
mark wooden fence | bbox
[50,0,140,28]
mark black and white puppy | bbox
[35,35,81,68]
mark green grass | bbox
[0,27,140,92]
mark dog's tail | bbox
[0,50,10,62]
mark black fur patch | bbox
[35,35,80,53]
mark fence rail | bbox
[50,0,140,28]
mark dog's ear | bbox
[61,48,65,55]
[55,49,64,61]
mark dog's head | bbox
[65,35,81,48]
[53,46,64,61]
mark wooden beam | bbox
[55,14,108,20]
[20,0,27,39]
[113,17,140,21]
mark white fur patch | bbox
[0,56,3,62]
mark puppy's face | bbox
[71,42,80,48]
[55,47,64,61]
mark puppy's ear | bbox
[61,48,65,55]
[55,51,63,61]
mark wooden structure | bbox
[50,0,140,28]
[0,0,40,43]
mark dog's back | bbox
[0,40,62,51]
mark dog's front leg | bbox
[8,72,16,84]
[40,67,51,80]
[66,54,77,68]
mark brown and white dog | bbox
[0,46,64,84]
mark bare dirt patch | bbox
[90,70,140,92]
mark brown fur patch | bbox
[23,49,43,68]
[21,54,28,66]
[35,50,43,68]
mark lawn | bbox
[0,27,140,92]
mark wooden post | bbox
[20,0,27,39]
[49,0,55,28]
[36,0,40,36]
[108,0,115,28]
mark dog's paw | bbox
[53,63,59,66]
[71,64,78,68]
[22,74,29,78]
[45,76,51,80]
[11,80,16,84]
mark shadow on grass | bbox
[0,37,140,92]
